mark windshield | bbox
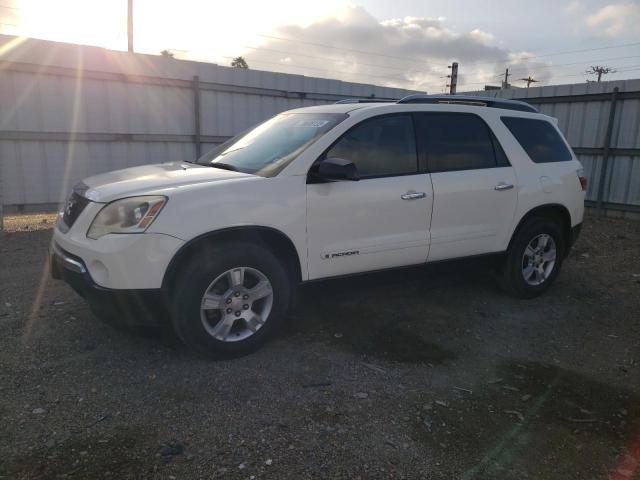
[196,112,347,176]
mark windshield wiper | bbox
[209,162,238,172]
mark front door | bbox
[306,114,433,280]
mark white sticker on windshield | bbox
[295,120,330,128]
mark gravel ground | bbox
[0,213,639,480]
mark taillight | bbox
[577,169,587,191]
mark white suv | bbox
[51,95,586,356]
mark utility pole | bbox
[502,68,511,89]
[519,76,539,88]
[127,0,134,53]
[447,62,458,95]
[586,65,614,82]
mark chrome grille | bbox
[60,184,90,230]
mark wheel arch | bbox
[508,204,572,256]
[162,226,303,291]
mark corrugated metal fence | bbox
[2,35,639,227]
[0,35,417,226]
[463,80,640,215]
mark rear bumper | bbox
[50,242,167,328]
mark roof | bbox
[285,103,385,114]
[396,94,538,113]
[286,95,539,115]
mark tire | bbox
[498,217,565,298]
[170,242,291,358]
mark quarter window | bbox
[492,131,511,167]
[501,117,572,163]
[324,115,418,177]
[418,113,506,172]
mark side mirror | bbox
[315,157,360,181]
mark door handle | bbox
[401,191,427,200]
[494,182,514,191]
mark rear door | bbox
[306,114,433,279]
[416,112,518,261]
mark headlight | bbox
[87,196,167,239]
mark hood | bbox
[81,162,253,202]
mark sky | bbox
[1,0,639,92]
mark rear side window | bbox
[417,113,507,172]
[501,117,572,163]
[325,114,418,178]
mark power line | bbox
[465,41,640,70]
[221,55,417,84]
[512,41,640,62]
[1,15,638,90]
[239,44,433,73]
[613,64,640,72]
[252,35,640,87]
[2,13,638,83]
[457,64,640,90]
[460,54,640,79]
[256,33,449,67]
[456,44,640,85]
[258,34,640,74]
[2,2,637,70]
[461,59,640,87]
[551,54,640,68]
[0,3,18,22]
[554,64,640,78]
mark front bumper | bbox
[52,201,185,290]
[50,242,167,328]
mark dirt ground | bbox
[0,213,639,480]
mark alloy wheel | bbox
[200,267,273,342]
[521,233,557,286]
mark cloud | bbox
[469,29,495,45]
[565,0,584,13]
[585,3,640,36]
[504,52,553,85]
[243,6,520,92]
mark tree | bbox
[585,65,615,82]
[160,49,174,58]
[231,56,249,69]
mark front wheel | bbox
[498,217,565,298]
[170,242,291,357]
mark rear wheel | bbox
[498,217,565,298]
[170,242,291,357]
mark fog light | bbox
[89,260,109,285]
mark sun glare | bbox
[1,0,346,63]
[13,0,125,50]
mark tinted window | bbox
[418,113,500,172]
[325,115,417,177]
[491,131,511,167]
[501,117,572,163]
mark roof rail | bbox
[335,98,397,104]
[396,94,539,113]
